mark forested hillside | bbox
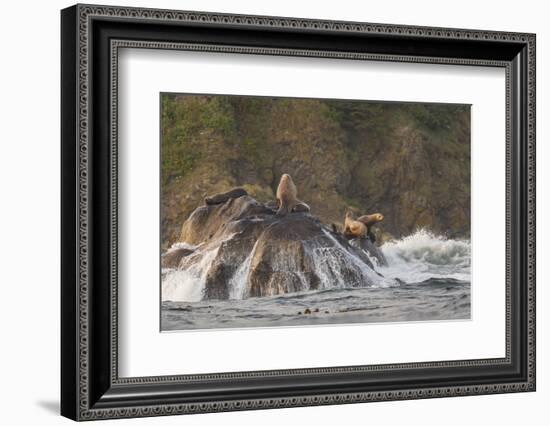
[161,94,470,249]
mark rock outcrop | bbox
[162,194,391,301]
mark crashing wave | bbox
[378,228,471,283]
[162,248,220,302]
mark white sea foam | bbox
[166,241,201,252]
[307,230,397,289]
[161,228,469,303]
[228,240,258,300]
[161,247,220,302]
[378,229,471,283]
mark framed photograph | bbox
[61,4,536,421]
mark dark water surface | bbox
[162,279,470,330]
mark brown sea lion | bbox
[344,211,368,239]
[357,213,384,243]
[275,174,310,216]
[357,213,384,226]
[204,188,248,205]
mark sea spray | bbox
[161,247,220,302]
[228,240,258,300]
[161,228,469,303]
[307,230,397,289]
[166,241,201,252]
[378,229,471,283]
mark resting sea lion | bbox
[275,174,309,216]
[358,213,384,243]
[344,211,368,239]
[357,213,384,227]
[204,188,248,205]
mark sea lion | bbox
[357,213,384,227]
[343,211,368,239]
[275,174,310,216]
[204,188,248,205]
[357,213,384,243]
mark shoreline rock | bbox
[164,192,390,300]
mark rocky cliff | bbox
[161,95,470,249]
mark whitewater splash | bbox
[161,229,471,330]
[162,229,470,302]
[311,230,395,289]
[161,247,220,302]
[378,229,471,283]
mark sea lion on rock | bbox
[204,188,247,205]
[357,213,384,243]
[344,211,368,239]
[357,213,384,227]
[275,174,309,216]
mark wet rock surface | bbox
[162,193,390,300]
[349,238,388,267]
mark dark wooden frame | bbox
[61,3,536,421]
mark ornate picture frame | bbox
[61,4,535,421]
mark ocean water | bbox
[161,230,471,331]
